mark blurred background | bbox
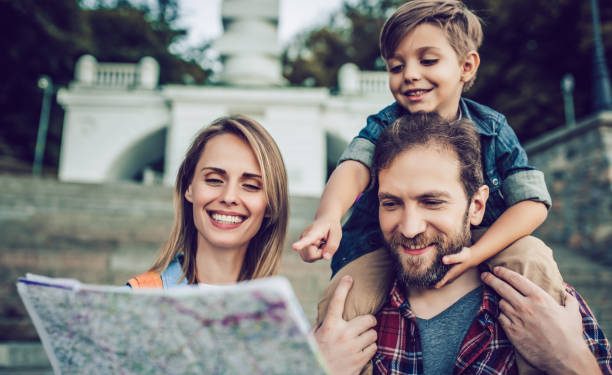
[0,0,610,373]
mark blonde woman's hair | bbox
[150,115,289,283]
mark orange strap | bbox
[127,271,163,288]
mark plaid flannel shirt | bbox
[373,280,611,375]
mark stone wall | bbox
[525,111,612,264]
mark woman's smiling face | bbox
[185,133,267,254]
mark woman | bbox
[128,115,288,287]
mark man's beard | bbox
[385,210,471,289]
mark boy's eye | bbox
[421,59,438,66]
[388,64,403,74]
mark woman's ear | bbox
[468,185,489,226]
[184,185,194,203]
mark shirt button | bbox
[492,178,499,186]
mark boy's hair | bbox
[380,0,483,90]
[372,113,483,199]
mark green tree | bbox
[283,0,612,141]
[0,0,90,172]
[0,0,209,173]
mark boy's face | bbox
[386,23,478,120]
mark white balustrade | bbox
[74,55,159,89]
[338,63,388,96]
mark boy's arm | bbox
[293,160,370,262]
[436,200,548,288]
[436,114,552,287]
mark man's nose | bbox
[399,207,426,238]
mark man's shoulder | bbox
[460,97,509,136]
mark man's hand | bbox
[314,275,378,375]
[481,267,601,375]
[435,246,477,288]
[292,216,342,262]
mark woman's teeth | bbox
[211,213,244,224]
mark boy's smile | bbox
[386,23,478,120]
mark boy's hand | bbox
[292,217,342,262]
[435,246,478,288]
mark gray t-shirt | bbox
[415,286,483,374]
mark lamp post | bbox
[561,73,576,127]
[590,0,612,112]
[33,75,53,177]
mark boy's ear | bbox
[468,184,488,226]
[460,51,480,83]
[184,184,194,203]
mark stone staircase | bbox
[0,175,329,372]
[0,175,609,373]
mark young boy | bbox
[294,1,564,372]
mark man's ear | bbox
[184,184,194,203]
[468,185,489,226]
[460,51,480,83]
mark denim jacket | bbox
[160,254,189,288]
[331,98,551,275]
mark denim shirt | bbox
[331,98,551,275]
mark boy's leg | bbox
[485,234,565,375]
[486,235,564,303]
[317,248,394,325]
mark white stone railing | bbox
[74,55,159,89]
[338,63,388,96]
[95,63,139,88]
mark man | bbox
[314,113,611,375]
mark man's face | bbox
[378,144,475,289]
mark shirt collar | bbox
[459,98,495,136]
[385,277,501,321]
[161,253,189,288]
[391,99,494,137]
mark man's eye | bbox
[380,200,398,209]
[423,199,444,207]
[421,59,438,66]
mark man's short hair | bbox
[372,112,484,198]
[380,0,483,90]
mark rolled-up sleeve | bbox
[502,169,552,209]
[338,137,376,167]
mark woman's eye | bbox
[205,178,223,185]
[243,183,262,192]
[421,59,438,66]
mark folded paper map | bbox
[17,274,327,375]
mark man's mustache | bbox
[387,231,444,251]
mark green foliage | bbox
[0,0,90,172]
[283,0,612,141]
[0,0,208,172]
